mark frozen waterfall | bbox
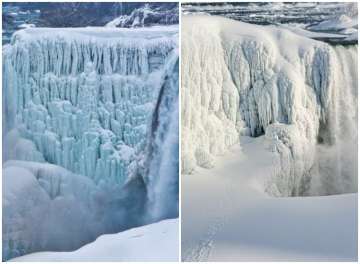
[142,51,179,221]
[2,26,179,260]
[181,16,357,197]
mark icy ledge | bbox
[10,219,179,262]
[181,15,357,196]
[11,25,179,43]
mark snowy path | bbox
[181,136,357,261]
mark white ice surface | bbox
[181,15,357,196]
[12,25,179,42]
[11,218,179,262]
[182,137,357,261]
[182,2,358,42]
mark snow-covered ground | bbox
[182,137,357,261]
[12,219,179,262]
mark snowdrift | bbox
[182,142,357,261]
[11,219,179,262]
[181,15,357,197]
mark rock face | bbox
[181,16,357,196]
[3,26,179,260]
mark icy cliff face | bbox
[3,26,178,260]
[181,16,357,196]
[3,26,178,184]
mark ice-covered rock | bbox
[106,4,178,28]
[307,14,357,33]
[2,160,149,260]
[3,161,98,260]
[181,16,357,196]
[3,129,45,162]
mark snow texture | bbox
[3,25,179,260]
[181,15,357,197]
[182,2,358,44]
[11,218,179,262]
[182,140,357,261]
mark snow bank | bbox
[182,140,357,261]
[11,219,179,262]
[181,15,357,196]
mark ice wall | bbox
[181,16,357,196]
[3,26,179,260]
[3,26,178,185]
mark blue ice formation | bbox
[2,26,179,260]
